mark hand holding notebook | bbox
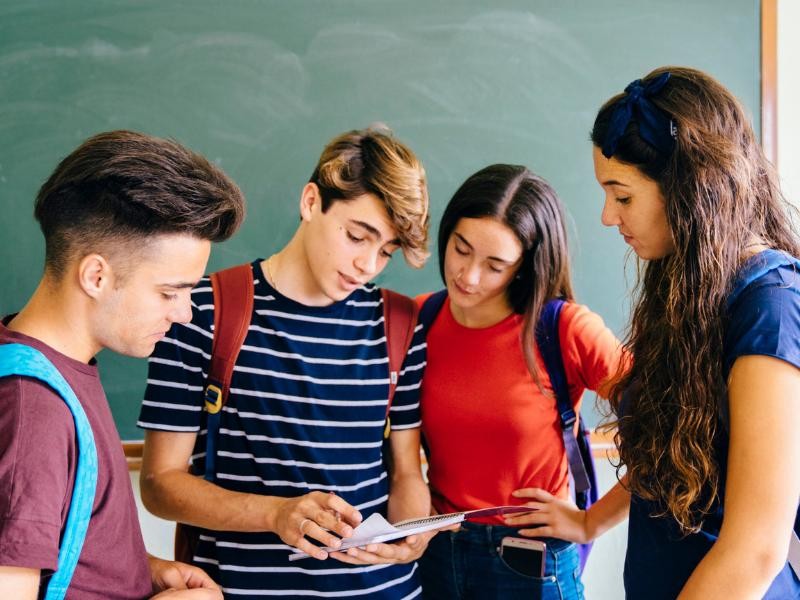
[288,505,533,561]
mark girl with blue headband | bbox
[525,66,800,599]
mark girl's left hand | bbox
[504,488,590,543]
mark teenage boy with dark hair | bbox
[138,126,433,598]
[0,130,246,599]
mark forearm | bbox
[387,471,431,523]
[585,479,630,540]
[141,469,283,532]
[677,537,785,600]
[0,567,39,600]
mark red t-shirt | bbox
[418,297,620,523]
[0,323,151,599]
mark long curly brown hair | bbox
[592,66,800,533]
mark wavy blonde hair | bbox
[310,125,430,268]
[592,66,800,533]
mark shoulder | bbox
[414,292,435,309]
[0,375,74,472]
[725,262,800,373]
[558,302,616,344]
[0,375,73,427]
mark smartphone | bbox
[498,536,546,577]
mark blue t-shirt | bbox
[138,260,426,599]
[624,250,800,599]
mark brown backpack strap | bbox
[204,263,254,414]
[380,288,420,439]
[179,263,254,555]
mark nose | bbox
[171,297,194,325]
[600,196,620,227]
[354,249,379,276]
[459,261,481,287]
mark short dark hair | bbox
[438,163,574,372]
[35,130,246,277]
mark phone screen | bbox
[500,542,545,577]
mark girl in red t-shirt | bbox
[417,164,621,600]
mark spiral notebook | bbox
[288,505,532,561]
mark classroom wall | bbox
[0,0,762,439]
[778,0,800,203]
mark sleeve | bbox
[388,319,426,430]
[137,280,215,432]
[724,268,800,374]
[0,377,73,571]
[558,302,624,402]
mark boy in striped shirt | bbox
[138,126,432,598]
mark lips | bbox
[452,280,475,296]
[339,272,364,288]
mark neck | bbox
[7,276,99,363]
[262,231,335,307]
[448,295,515,329]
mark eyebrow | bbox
[601,179,630,187]
[159,282,198,290]
[454,232,519,264]
[349,219,400,245]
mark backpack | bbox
[176,262,419,560]
[418,290,599,572]
[724,250,800,577]
[0,343,98,600]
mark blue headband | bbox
[601,72,677,159]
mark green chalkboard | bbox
[0,0,761,438]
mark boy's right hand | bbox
[273,491,362,560]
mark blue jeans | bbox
[419,521,585,600]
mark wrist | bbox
[258,495,284,532]
[582,507,599,542]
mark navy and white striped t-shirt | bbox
[138,259,426,599]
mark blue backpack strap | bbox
[535,300,596,506]
[419,289,447,332]
[0,343,98,600]
[417,290,447,459]
[535,300,599,573]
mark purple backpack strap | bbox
[536,299,598,572]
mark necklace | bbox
[266,255,278,292]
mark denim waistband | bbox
[454,521,575,556]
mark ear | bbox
[299,182,322,222]
[77,253,114,299]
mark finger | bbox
[518,526,552,538]
[303,521,346,550]
[292,535,330,561]
[182,566,222,590]
[324,494,363,526]
[158,565,188,590]
[310,509,355,539]
[503,510,549,526]
[346,545,400,564]
[328,550,372,565]
[365,541,413,561]
[512,487,555,501]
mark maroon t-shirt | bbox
[0,322,152,599]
